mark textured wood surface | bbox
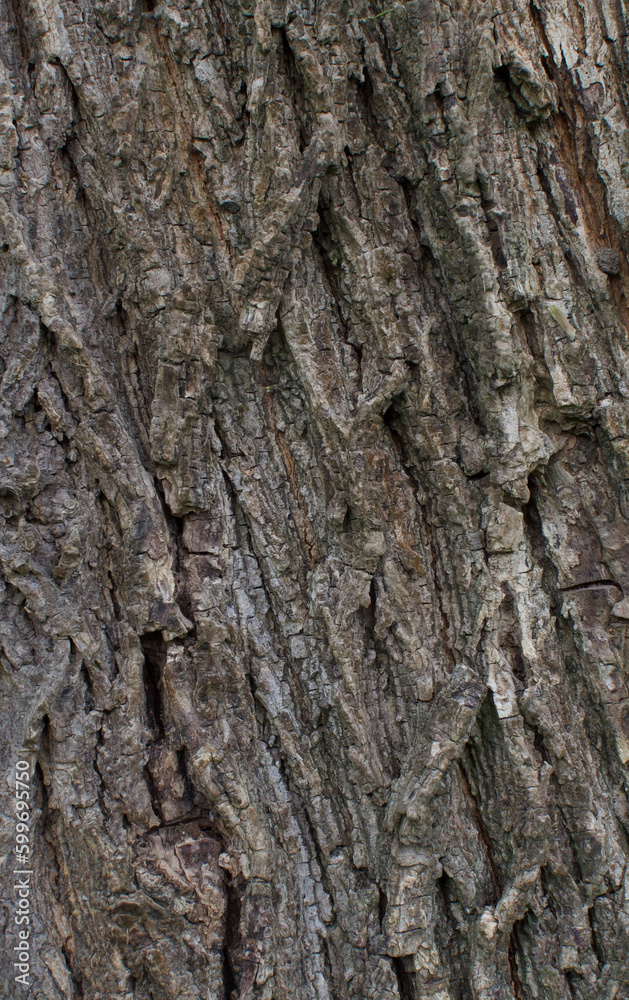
[1,0,629,996]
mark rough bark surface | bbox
[1,0,629,997]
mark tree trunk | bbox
[1,0,629,996]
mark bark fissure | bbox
[140,631,167,741]
[458,761,503,902]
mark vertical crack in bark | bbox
[140,631,167,741]
[508,922,527,1000]
[152,476,195,629]
[222,871,241,1000]
[458,761,503,901]
[587,903,605,970]
[312,195,365,383]
[378,884,388,931]
[276,26,308,153]
[176,746,196,807]
[141,630,167,820]
[392,956,416,1000]
[79,660,94,715]
[61,942,85,1000]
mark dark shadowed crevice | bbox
[153,475,196,631]
[80,660,94,714]
[55,60,82,127]
[587,903,605,969]
[61,942,85,999]
[564,969,580,998]
[352,65,381,144]
[344,144,363,209]
[312,192,360,357]
[463,468,489,482]
[392,955,416,1000]
[519,308,556,409]
[176,746,196,806]
[106,566,123,622]
[222,872,242,1000]
[396,177,427,257]
[58,135,88,218]
[382,398,417,484]
[93,716,110,819]
[342,503,353,532]
[508,919,527,1000]
[479,193,508,271]
[378,885,388,929]
[522,474,560,607]
[528,1,557,80]
[34,758,49,815]
[140,630,167,740]
[143,761,164,822]
[492,64,513,101]
[434,870,469,999]
[367,574,377,635]
[38,714,53,778]
[559,578,622,594]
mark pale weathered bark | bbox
[1,0,629,997]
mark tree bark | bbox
[1,0,629,997]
